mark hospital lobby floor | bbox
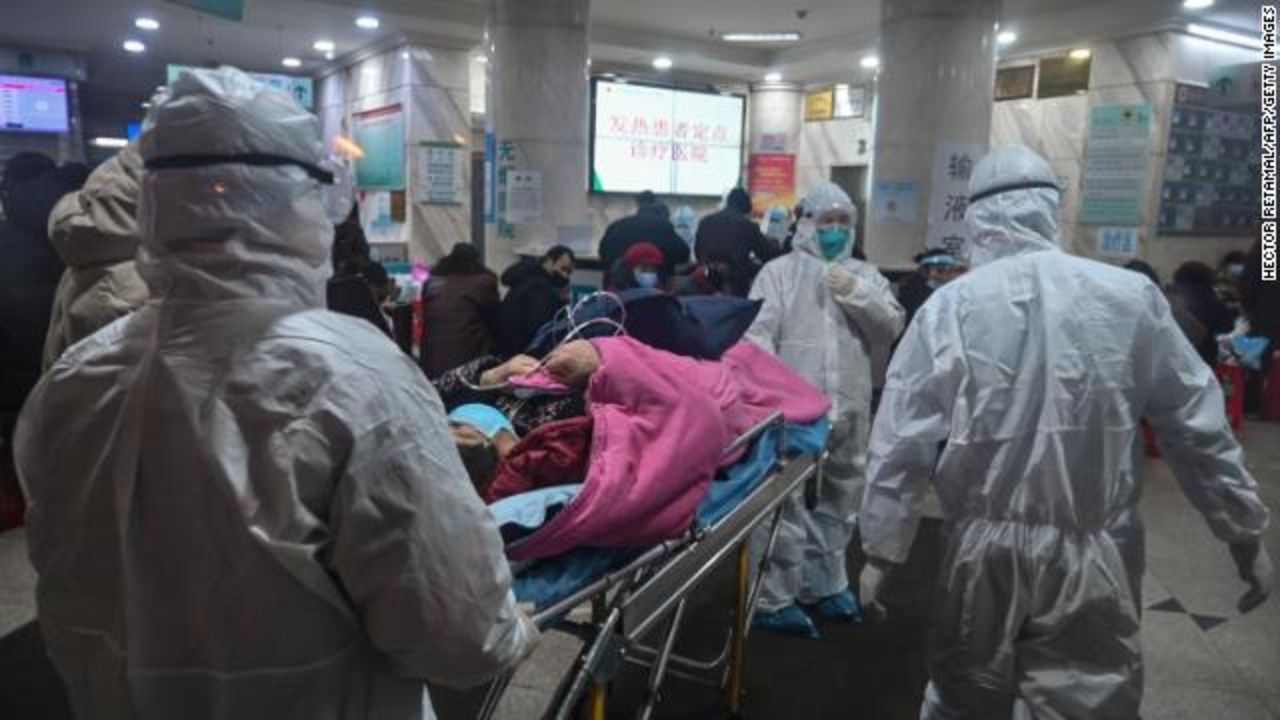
[3,422,1280,719]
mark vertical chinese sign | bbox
[927,142,982,256]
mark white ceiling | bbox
[0,0,1263,136]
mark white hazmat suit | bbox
[15,67,533,720]
[859,146,1271,719]
[747,182,905,619]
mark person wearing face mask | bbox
[858,146,1270,719]
[15,67,536,720]
[896,248,964,328]
[605,241,665,292]
[498,244,576,357]
[744,181,905,638]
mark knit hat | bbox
[623,241,664,269]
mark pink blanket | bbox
[506,337,828,562]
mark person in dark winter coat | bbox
[695,187,779,297]
[421,243,501,378]
[598,190,690,275]
[498,245,575,357]
[1171,260,1236,365]
[1,152,68,437]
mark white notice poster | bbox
[505,170,543,225]
[414,142,465,205]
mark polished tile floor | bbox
[3,422,1279,719]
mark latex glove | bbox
[544,340,601,387]
[511,609,543,666]
[824,265,857,297]
[1230,540,1274,613]
[858,559,892,621]
[479,355,539,386]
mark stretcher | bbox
[476,410,822,720]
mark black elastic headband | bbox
[968,180,1060,205]
[145,153,334,184]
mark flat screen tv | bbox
[0,74,69,134]
[590,79,745,197]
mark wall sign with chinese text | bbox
[1080,103,1151,225]
[927,142,983,254]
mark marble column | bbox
[747,81,804,215]
[485,0,591,273]
[865,0,999,269]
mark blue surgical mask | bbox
[635,271,659,288]
[448,403,515,439]
[817,225,850,260]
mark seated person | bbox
[605,242,665,292]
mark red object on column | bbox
[1263,351,1280,423]
[1216,361,1245,431]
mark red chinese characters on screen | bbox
[611,113,728,164]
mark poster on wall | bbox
[1156,81,1259,236]
[747,153,796,216]
[1096,227,1139,258]
[926,142,982,254]
[871,180,919,224]
[833,85,867,119]
[1079,103,1151,225]
[353,104,405,190]
[504,170,543,225]
[413,142,465,205]
[804,88,834,121]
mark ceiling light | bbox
[134,17,160,31]
[122,39,146,54]
[325,52,335,61]
[721,32,802,43]
[764,71,782,82]
[282,57,302,68]
[313,39,335,53]
[474,54,488,63]
[1068,47,1092,60]
[92,137,128,148]
[860,55,880,69]
[997,30,1017,45]
[356,15,380,29]
[1187,23,1263,48]
[1182,0,1214,8]
[652,56,673,70]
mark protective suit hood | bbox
[137,66,331,306]
[48,143,143,269]
[964,145,1062,268]
[794,182,857,262]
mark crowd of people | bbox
[0,67,1273,720]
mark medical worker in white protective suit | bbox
[746,182,905,638]
[859,145,1272,719]
[15,66,535,720]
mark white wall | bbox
[991,31,1256,280]
[793,32,1259,280]
[316,45,472,263]
[796,116,875,199]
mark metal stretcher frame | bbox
[476,411,821,720]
